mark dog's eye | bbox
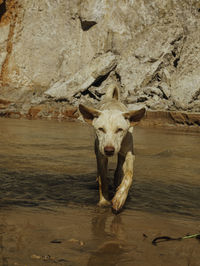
[98,127,106,133]
[115,128,123,133]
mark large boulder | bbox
[170,31,200,111]
[45,52,117,101]
[0,0,200,115]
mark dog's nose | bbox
[104,146,115,156]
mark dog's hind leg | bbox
[112,151,135,211]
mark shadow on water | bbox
[1,168,200,219]
[0,169,99,208]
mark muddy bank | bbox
[0,118,200,265]
[0,99,200,131]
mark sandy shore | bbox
[0,205,200,266]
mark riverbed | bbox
[0,118,200,265]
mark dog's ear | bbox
[123,108,146,126]
[79,104,101,124]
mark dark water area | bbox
[0,118,199,218]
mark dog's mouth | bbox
[104,151,115,157]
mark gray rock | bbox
[170,31,200,109]
[0,24,10,73]
[158,83,171,99]
[143,87,163,97]
[45,52,117,101]
[0,0,200,114]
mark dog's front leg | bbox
[95,141,110,207]
[96,155,110,207]
[112,151,135,211]
[114,153,125,188]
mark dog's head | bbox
[79,104,145,157]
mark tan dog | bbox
[79,85,145,212]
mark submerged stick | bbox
[182,234,200,240]
[152,233,200,246]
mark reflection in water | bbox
[88,209,125,266]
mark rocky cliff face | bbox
[0,0,200,126]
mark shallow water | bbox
[0,118,199,217]
[0,118,200,265]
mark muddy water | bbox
[0,118,200,266]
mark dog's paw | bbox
[98,198,111,207]
[111,191,127,212]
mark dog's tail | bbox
[105,84,120,101]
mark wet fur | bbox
[79,85,145,211]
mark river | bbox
[0,118,199,265]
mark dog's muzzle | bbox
[104,146,115,156]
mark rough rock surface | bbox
[0,0,200,128]
[45,52,117,102]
